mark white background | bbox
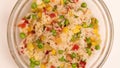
[0,0,120,68]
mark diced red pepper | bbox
[43,7,47,14]
[18,23,26,28]
[79,60,86,68]
[72,44,79,50]
[49,13,56,18]
[46,27,52,31]
[22,18,29,24]
[73,0,78,3]
[45,50,51,55]
[51,65,55,68]
[18,18,29,28]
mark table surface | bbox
[0,0,120,68]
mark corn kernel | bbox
[60,63,64,68]
[27,43,34,51]
[51,49,56,55]
[40,35,46,41]
[38,12,42,18]
[40,63,46,68]
[61,0,64,5]
[73,25,81,33]
[46,5,52,11]
[92,41,97,46]
[90,37,95,42]
[63,27,69,33]
[55,37,62,44]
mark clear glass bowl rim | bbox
[7,0,114,68]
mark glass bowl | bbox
[7,0,114,68]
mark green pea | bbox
[71,52,76,58]
[86,48,92,56]
[58,22,62,27]
[82,22,88,28]
[36,39,44,49]
[95,45,100,50]
[20,32,26,39]
[86,37,91,44]
[63,0,67,4]
[38,43,44,49]
[30,62,35,68]
[59,56,65,62]
[43,0,50,3]
[53,5,57,11]
[57,67,60,68]
[51,29,57,36]
[59,15,64,19]
[74,15,79,18]
[81,2,87,8]
[88,23,94,28]
[91,18,98,24]
[29,57,40,68]
[58,50,64,54]
[34,61,40,65]
[32,14,37,19]
[30,57,36,63]
[72,63,77,68]
[64,19,69,26]
[31,2,37,9]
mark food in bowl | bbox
[18,0,101,68]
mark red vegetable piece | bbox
[46,27,52,31]
[51,65,55,68]
[18,18,29,28]
[72,44,79,50]
[43,8,47,14]
[45,50,51,55]
[49,13,56,18]
[73,0,78,3]
[80,61,86,68]
[22,18,29,24]
[18,23,26,28]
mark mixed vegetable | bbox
[18,0,101,68]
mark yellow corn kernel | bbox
[27,43,34,51]
[94,29,98,34]
[90,37,95,42]
[46,7,52,11]
[55,37,62,44]
[94,24,98,29]
[46,5,52,11]
[27,26,32,32]
[38,3,46,9]
[63,27,69,33]
[40,35,46,41]
[61,0,64,5]
[60,63,64,68]
[51,49,56,55]
[40,63,46,68]
[91,41,97,46]
[93,29,100,37]
[73,25,81,33]
[31,9,36,12]
[38,12,42,18]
